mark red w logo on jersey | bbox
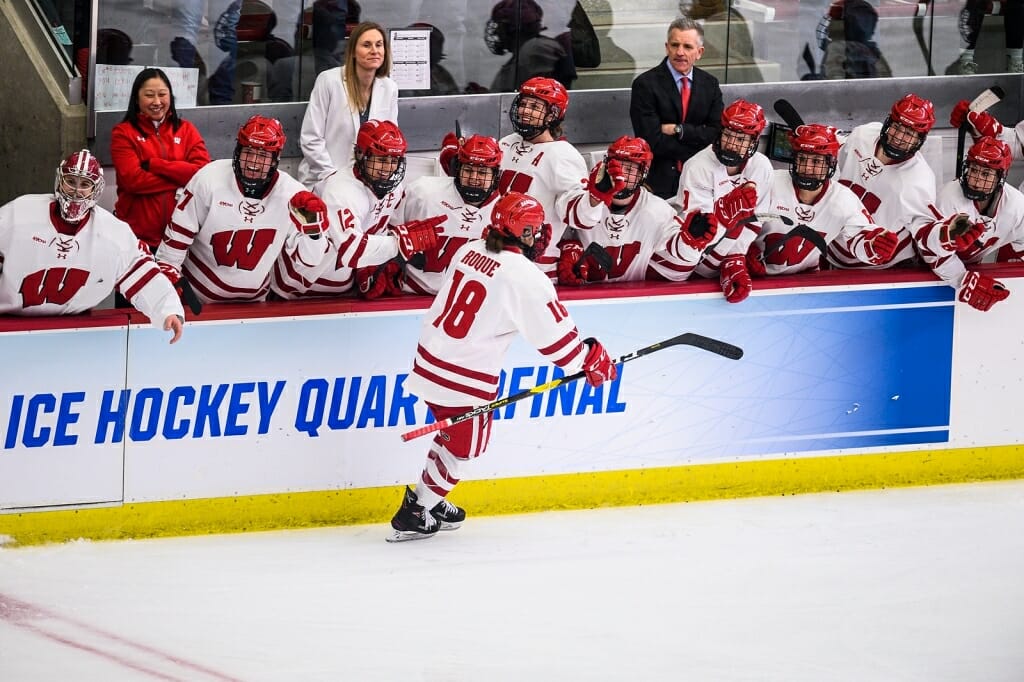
[210,229,278,270]
[20,268,89,307]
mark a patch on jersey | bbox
[859,157,884,183]
[605,215,628,239]
[512,141,532,157]
[239,200,265,218]
[795,205,815,223]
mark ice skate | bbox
[386,486,440,543]
[430,497,466,531]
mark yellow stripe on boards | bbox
[3,445,1024,547]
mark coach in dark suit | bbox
[630,17,724,199]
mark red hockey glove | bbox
[678,210,718,251]
[950,100,1004,138]
[959,271,1010,311]
[439,131,460,177]
[587,159,627,207]
[157,261,181,285]
[714,182,757,232]
[532,222,553,259]
[393,215,445,260]
[862,227,900,264]
[356,261,404,299]
[289,191,329,236]
[745,244,767,277]
[720,254,752,303]
[557,239,588,285]
[582,337,617,388]
[938,214,985,253]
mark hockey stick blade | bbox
[399,332,743,441]
[773,99,804,129]
[765,224,829,257]
[584,241,614,273]
[970,85,1005,113]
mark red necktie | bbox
[680,77,691,122]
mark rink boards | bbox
[2,268,1024,545]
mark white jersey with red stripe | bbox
[391,175,499,296]
[498,134,589,276]
[277,169,405,298]
[916,180,1024,288]
[672,145,775,276]
[158,160,330,303]
[829,122,936,268]
[560,187,705,281]
[753,170,879,276]
[0,195,183,325]
[406,240,590,408]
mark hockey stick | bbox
[740,213,829,257]
[577,241,613,277]
[773,99,805,129]
[178,277,203,316]
[399,332,743,442]
[956,85,1006,178]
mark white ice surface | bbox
[2,481,1024,681]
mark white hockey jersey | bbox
[672,145,775,277]
[560,187,707,281]
[753,171,881,276]
[0,195,183,325]
[917,180,1024,288]
[158,160,330,303]
[406,240,590,407]
[391,175,499,296]
[829,122,936,268]
[276,169,405,298]
[498,134,589,275]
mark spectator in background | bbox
[110,68,210,252]
[310,0,350,74]
[298,21,398,194]
[485,0,574,92]
[630,17,724,199]
[954,0,1024,74]
[170,0,239,104]
[817,0,891,79]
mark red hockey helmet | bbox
[54,148,104,223]
[715,99,766,165]
[722,99,767,136]
[510,77,569,139]
[489,191,545,244]
[788,124,840,190]
[234,115,284,198]
[880,94,933,162]
[354,119,408,198]
[961,135,1012,201]
[889,93,935,134]
[454,134,502,205]
[606,135,653,197]
[237,114,286,152]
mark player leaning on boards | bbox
[0,149,184,343]
[156,115,333,304]
[672,99,774,303]
[555,135,733,284]
[915,136,1020,312]
[746,124,901,276]
[387,192,617,542]
[827,94,937,270]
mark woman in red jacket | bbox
[110,68,210,251]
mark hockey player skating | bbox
[747,123,900,276]
[388,192,617,542]
[0,149,184,343]
[915,136,1020,312]
[828,94,937,269]
[672,99,773,302]
[283,119,444,299]
[556,135,730,283]
[157,115,333,304]
[383,134,503,297]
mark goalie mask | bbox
[961,136,1011,202]
[714,99,766,167]
[453,134,502,205]
[605,135,653,199]
[880,94,934,163]
[487,191,545,260]
[485,0,544,56]
[233,115,285,199]
[55,149,105,223]
[509,77,568,140]
[788,124,840,191]
[354,119,408,199]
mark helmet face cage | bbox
[510,77,567,139]
[355,120,408,198]
[454,135,502,204]
[486,0,543,55]
[55,149,104,222]
[961,137,1011,201]
[606,136,653,198]
[788,124,840,191]
[234,115,285,198]
[490,192,545,258]
[714,100,765,166]
[880,95,934,162]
